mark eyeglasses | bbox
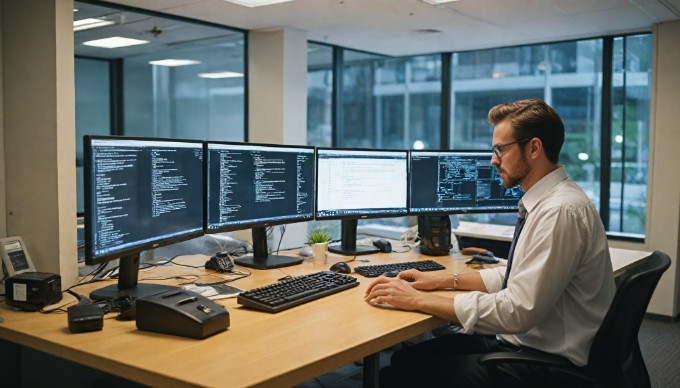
[491,138,531,159]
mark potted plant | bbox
[307,228,331,264]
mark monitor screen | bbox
[409,150,524,214]
[316,148,408,255]
[84,136,204,300]
[205,142,315,269]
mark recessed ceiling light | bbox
[198,71,244,79]
[422,0,460,4]
[149,59,202,67]
[223,0,295,7]
[74,18,115,31]
[83,37,149,49]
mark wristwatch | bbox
[453,273,459,290]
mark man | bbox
[365,99,615,387]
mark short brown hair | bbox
[488,99,564,163]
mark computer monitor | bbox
[316,148,409,255]
[205,142,315,269]
[409,150,524,214]
[83,136,204,301]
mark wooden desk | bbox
[0,249,454,387]
[0,245,650,387]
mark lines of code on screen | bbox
[206,144,315,230]
[410,151,523,214]
[89,139,204,257]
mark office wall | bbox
[645,20,680,317]
[0,2,6,238]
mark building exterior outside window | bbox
[308,33,652,238]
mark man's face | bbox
[491,120,531,188]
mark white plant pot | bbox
[312,242,329,264]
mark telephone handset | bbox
[0,236,37,278]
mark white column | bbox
[2,0,78,286]
[644,20,680,317]
[243,28,309,250]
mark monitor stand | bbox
[89,254,178,301]
[234,227,303,270]
[329,219,379,256]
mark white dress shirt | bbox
[454,166,615,366]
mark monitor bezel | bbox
[203,141,317,234]
[314,147,410,221]
[83,135,205,266]
[408,149,522,216]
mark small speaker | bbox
[68,304,104,333]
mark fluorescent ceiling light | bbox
[422,0,460,4]
[149,59,201,67]
[223,0,295,7]
[198,71,244,79]
[83,37,149,49]
[74,18,115,31]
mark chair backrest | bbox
[588,250,671,387]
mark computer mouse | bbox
[372,239,392,253]
[382,270,400,278]
[329,261,352,274]
[466,252,499,264]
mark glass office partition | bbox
[74,1,246,216]
[75,58,111,215]
[123,35,245,141]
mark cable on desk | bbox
[275,224,287,254]
[391,245,412,254]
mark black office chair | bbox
[478,250,671,388]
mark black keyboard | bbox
[237,271,359,313]
[354,260,446,277]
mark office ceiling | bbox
[85,0,680,57]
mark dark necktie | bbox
[502,202,527,289]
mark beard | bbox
[498,153,530,188]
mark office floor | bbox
[299,317,680,388]
[639,317,680,387]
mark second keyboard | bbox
[354,260,446,277]
[237,271,359,313]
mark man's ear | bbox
[528,138,543,160]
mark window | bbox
[609,34,652,236]
[74,1,246,215]
[451,40,603,226]
[340,51,442,150]
[307,43,333,147]
[309,33,652,239]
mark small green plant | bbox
[307,228,331,244]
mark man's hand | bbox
[364,275,425,311]
[364,272,461,323]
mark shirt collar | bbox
[520,166,568,214]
